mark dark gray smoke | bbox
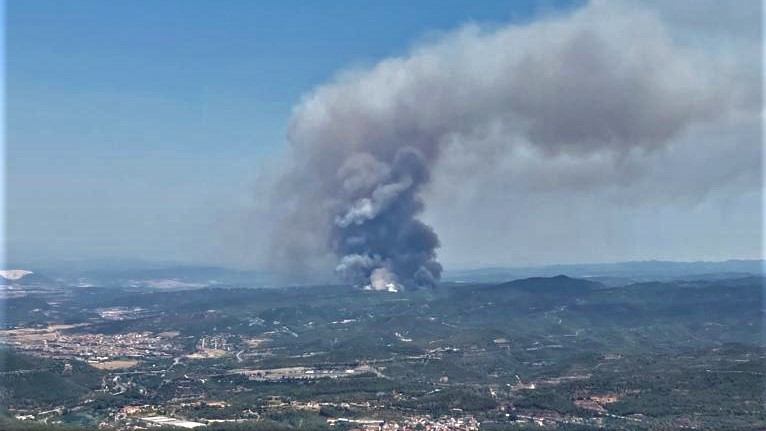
[333,148,441,290]
[257,1,739,290]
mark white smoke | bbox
[248,0,755,289]
[368,267,401,292]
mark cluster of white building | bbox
[327,415,480,431]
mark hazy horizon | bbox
[4,255,764,277]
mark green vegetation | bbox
[2,274,763,430]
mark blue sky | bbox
[5,0,761,270]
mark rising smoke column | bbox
[261,1,737,290]
[332,148,442,290]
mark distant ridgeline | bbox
[442,259,765,284]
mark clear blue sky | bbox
[5,0,585,266]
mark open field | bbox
[88,359,138,370]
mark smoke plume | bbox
[258,1,740,290]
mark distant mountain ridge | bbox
[0,270,33,280]
[0,270,53,285]
[496,274,602,292]
[6,259,762,288]
[444,259,764,284]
